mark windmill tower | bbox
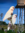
[15,0,24,32]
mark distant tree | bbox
[0,21,8,25]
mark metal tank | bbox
[17,0,24,6]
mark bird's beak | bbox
[14,7,15,10]
[13,7,14,9]
[12,7,15,10]
[11,13,13,15]
[16,15,17,17]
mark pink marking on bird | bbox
[11,9,13,11]
[14,16,16,18]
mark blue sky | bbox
[0,0,24,24]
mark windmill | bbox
[0,13,3,21]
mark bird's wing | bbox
[12,15,16,25]
[12,17,16,25]
[3,10,11,21]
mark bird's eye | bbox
[13,7,14,9]
[15,15,17,17]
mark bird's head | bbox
[13,14,17,18]
[10,6,14,11]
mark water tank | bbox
[17,0,24,6]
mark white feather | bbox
[12,14,17,25]
[7,27,10,30]
[7,21,11,30]
[3,6,14,21]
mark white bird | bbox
[3,6,14,21]
[7,14,17,30]
[12,14,17,25]
[7,21,12,30]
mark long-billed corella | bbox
[3,6,14,21]
[12,14,17,25]
[7,14,17,25]
[7,21,12,30]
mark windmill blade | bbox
[12,14,17,25]
[3,6,14,21]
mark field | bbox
[0,25,7,29]
[0,25,25,33]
